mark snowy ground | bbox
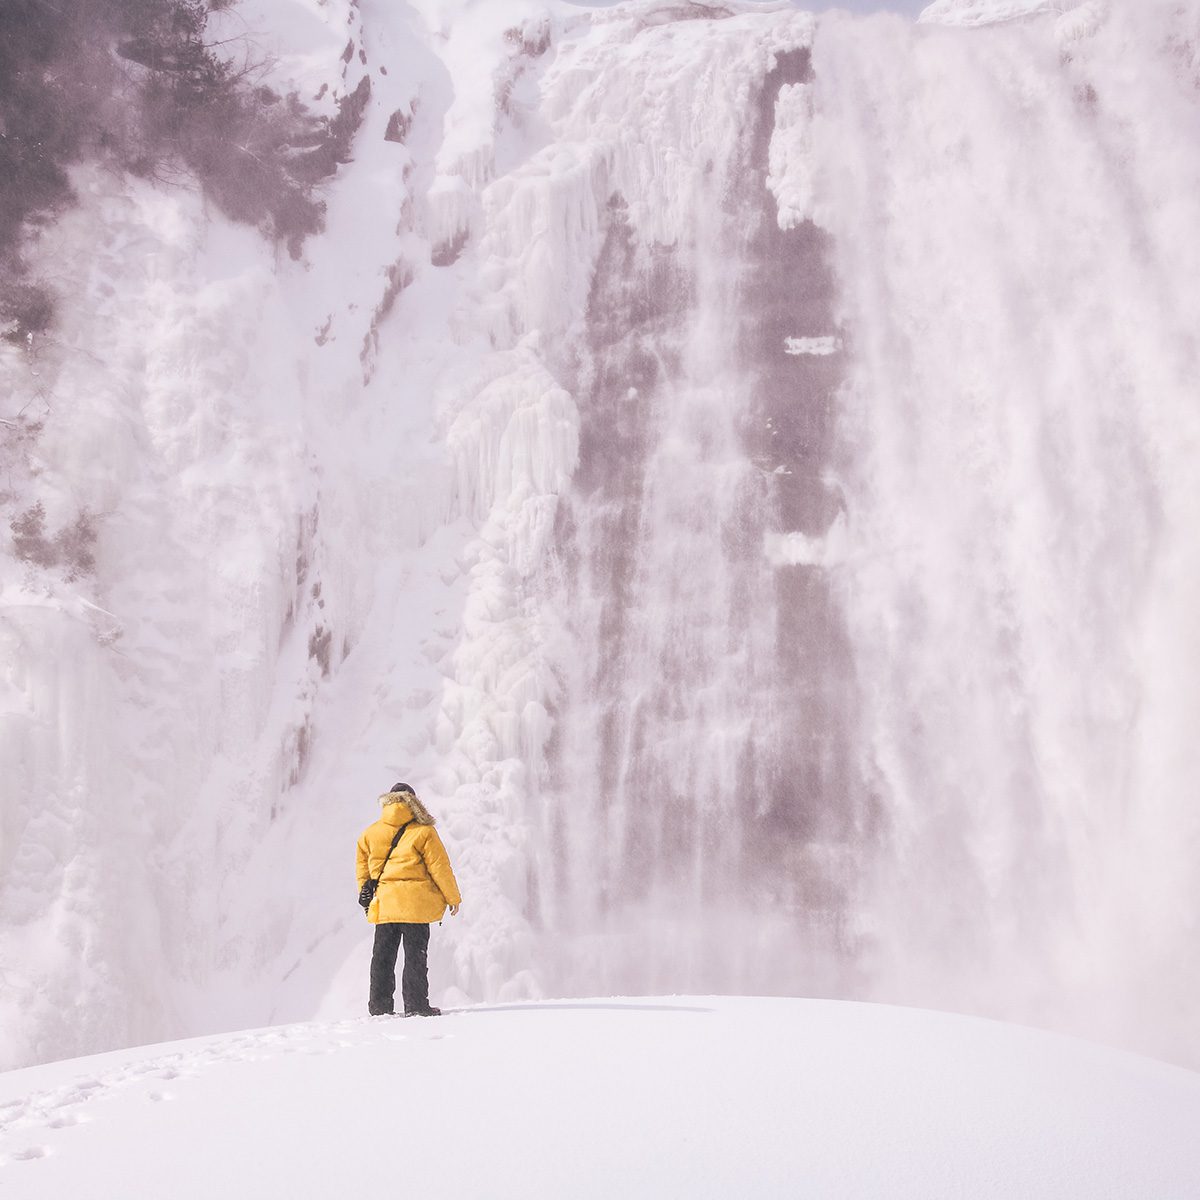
[1,997,1198,1198]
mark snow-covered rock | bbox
[918,0,1094,26]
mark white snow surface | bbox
[2,997,1199,1198]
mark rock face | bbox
[2,0,1200,1074]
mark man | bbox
[356,782,461,1016]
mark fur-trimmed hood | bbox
[379,790,436,826]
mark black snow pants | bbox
[369,922,430,1015]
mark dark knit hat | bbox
[390,781,414,794]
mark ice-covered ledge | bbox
[918,0,1094,26]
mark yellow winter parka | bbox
[356,796,461,924]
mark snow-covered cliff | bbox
[3,0,1199,1071]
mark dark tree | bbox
[0,0,365,340]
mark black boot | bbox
[405,1005,441,1017]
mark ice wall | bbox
[798,0,1200,1062]
[2,0,1199,1070]
[523,13,860,998]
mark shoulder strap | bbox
[373,821,413,884]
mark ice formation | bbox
[918,0,1097,28]
[2,0,1200,1072]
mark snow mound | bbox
[1,997,1198,1197]
[918,0,1093,27]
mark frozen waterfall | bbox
[1,0,1198,1072]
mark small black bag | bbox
[358,820,412,911]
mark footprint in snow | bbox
[5,1023,358,1146]
[14,1145,50,1161]
[47,1112,88,1129]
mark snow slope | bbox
[2,997,1200,1198]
